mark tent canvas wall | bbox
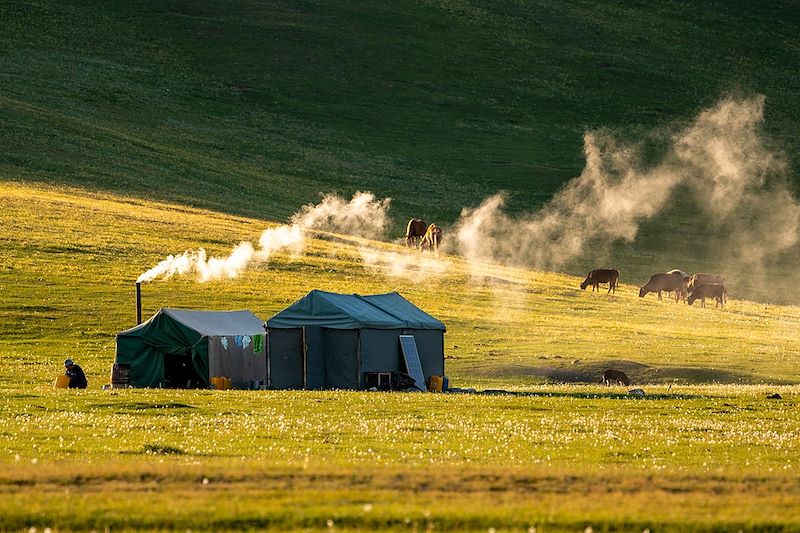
[115,308,266,388]
[266,291,445,390]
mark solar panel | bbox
[399,335,426,391]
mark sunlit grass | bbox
[3,182,800,530]
[1,385,798,531]
[2,181,800,388]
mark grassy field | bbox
[2,386,798,531]
[2,181,800,529]
[3,1,800,529]
[4,181,800,388]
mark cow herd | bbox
[581,268,727,308]
[406,218,726,308]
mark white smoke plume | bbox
[452,95,800,278]
[137,192,390,283]
[359,247,450,281]
[291,191,391,239]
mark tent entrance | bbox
[268,328,305,389]
[164,349,203,389]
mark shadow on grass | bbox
[119,443,189,456]
[92,402,196,412]
[477,390,702,400]
[477,360,797,385]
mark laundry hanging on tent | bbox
[253,334,264,354]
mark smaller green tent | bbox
[115,308,266,388]
[266,291,445,389]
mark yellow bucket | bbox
[53,374,70,389]
[427,375,444,392]
[211,376,232,390]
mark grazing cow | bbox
[601,369,630,386]
[420,223,443,255]
[687,273,725,291]
[687,283,726,308]
[666,269,690,302]
[405,219,427,248]
[580,268,620,293]
[638,271,685,301]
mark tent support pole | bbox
[135,282,142,325]
[302,327,307,389]
[356,329,362,389]
[265,327,270,389]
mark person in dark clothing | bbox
[64,359,87,389]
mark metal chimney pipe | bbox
[135,282,142,325]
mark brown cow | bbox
[420,223,442,256]
[405,219,427,248]
[687,283,727,308]
[687,273,725,292]
[601,369,630,386]
[580,268,620,293]
[667,269,690,302]
[639,271,685,302]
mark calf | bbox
[687,283,727,308]
[601,369,630,386]
[580,268,620,293]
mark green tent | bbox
[266,291,446,389]
[115,308,266,388]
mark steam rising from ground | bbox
[452,95,800,278]
[137,192,390,283]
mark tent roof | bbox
[119,308,265,337]
[266,290,445,331]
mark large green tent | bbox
[266,291,445,389]
[115,308,266,388]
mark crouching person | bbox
[64,359,87,389]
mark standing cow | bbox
[601,369,630,386]
[405,219,427,248]
[666,269,690,302]
[687,273,725,291]
[420,223,443,256]
[580,268,620,293]
[639,271,685,302]
[687,283,727,308]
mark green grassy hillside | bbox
[2,1,799,232]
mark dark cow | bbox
[639,272,685,302]
[420,223,443,256]
[687,283,727,308]
[601,369,630,386]
[405,219,427,248]
[580,268,620,293]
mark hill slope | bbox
[3,1,800,213]
[2,1,800,299]
[3,182,799,387]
